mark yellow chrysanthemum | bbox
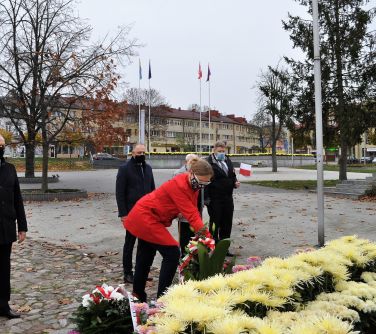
[153,316,188,334]
[206,314,249,334]
[255,321,284,334]
[315,315,355,334]
[193,274,228,292]
[205,289,237,309]
[163,299,227,323]
[159,281,199,303]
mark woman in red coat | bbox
[123,158,213,301]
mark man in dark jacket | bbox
[205,141,240,256]
[116,144,155,283]
[0,135,27,319]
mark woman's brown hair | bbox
[190,158,213,177]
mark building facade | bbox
[119,106,260,154]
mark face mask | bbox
[215,152,225,161]
[134,155,145,164]
[0,147,4,159]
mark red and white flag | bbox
[198,63,202,79]
[239,163,252,177]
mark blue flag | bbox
[139,59,142,80]
[206,64,211,82]
[148,60,152,79]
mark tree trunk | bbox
[334,0,347,181]
[25,143,35,178]
[41,142,49,192]
[271,116,277,172]
[338,134,348,181]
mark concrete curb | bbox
[22,189,87,201]
[19,176,60,184]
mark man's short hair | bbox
[214,141,226,149]
[132,143,145,152]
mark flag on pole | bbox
[139,59,142,80]
[148,60,152,79]
[198,63,202,79]
[206,64,211,82]
[239,163,252,177]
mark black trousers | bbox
[123,230,136,276]
[133,239,180,302]
[0,243,12,311]
[207,197,234,242]
[178,221,194,257]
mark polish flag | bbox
[239,163,252,177]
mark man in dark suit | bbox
[0,135,27,319]
[116,144,155,283]
[205,141,240,256]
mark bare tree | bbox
[0,0,138,187]
[256,64,295,172]
[124,87,167,107]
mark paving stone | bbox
[1,238,152,333]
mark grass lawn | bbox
[294,164,376,173]
[242,179,339,190]
[6,157,93,172]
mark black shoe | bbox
[0,309,21,319]
[124,273,134,284]
[226,252,235,257]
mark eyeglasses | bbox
[193,174,211,186]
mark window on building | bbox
[126,116,135,123]
[166,131,176,138]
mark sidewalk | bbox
[2,169,374,333]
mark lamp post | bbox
[312,0,325,247]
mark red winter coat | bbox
[123,173,205,246]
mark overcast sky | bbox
[77,0,309,120]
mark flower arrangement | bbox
[178,233,235,281]
[232,256,262,273]
[151,236,376,333]
[70,283,133,334]
[132,300,164,334]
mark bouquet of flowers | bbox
[231,256,262,273]
[70,283,133,334]
[179,229,235,281]
[132,300,163,334]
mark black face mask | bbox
[190,174,205,191]
[134,155,145,164]
[0,147,4,159]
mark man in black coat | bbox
[116,144,155,283]
[205,141,240,256]
[0,135,27,319]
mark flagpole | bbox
[199,78,202,153]
[207,64,211,153]
[148,60,151,159]
[138,59,142,143]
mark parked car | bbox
[359,156,372,164]
[347,156,359,164]
[92,153,120,160]
[372,157,376,164]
